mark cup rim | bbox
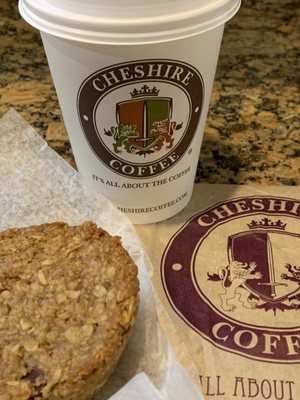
[19,0,241,45]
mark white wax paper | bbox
[0,109,203,400]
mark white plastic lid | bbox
[19,0,241,45]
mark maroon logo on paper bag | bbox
[161,196,300,363]
[77,59,204,178]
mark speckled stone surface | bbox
[1,0,299,185]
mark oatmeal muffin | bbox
[0,221,139,400]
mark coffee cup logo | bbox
[104,85,182,156]
[77,60,204,178]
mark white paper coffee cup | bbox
[19,0,240,224]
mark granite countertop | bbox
[1,0,299,185]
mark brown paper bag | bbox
[136,184,300,400]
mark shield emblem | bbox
[116,97,172,151]
[228,230,300,302]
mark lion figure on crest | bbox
[207,261,262,311]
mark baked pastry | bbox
[0,221,139,400]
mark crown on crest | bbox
[130,85,160,98]
[247,218,286,230]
